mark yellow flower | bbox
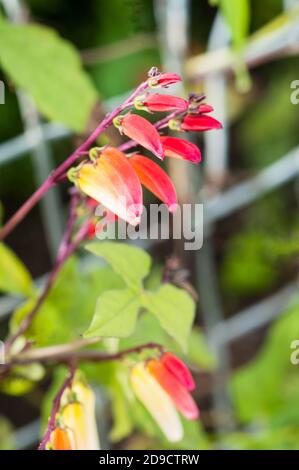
[72,380,101,450]
[61,402,90,450]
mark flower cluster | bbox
[130,352,199,442]
[48,379,100,450]
[70,70,221,228]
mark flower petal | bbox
[181,115,222,131]
[121,113,164,159]
[142,94,188,112]
[61,402,90,450]
[161,352,196,391]
[149,72,182,88]
[129,154,177,212]
[160,136,201,163]
[130,363,183,442]
[50,427,75,450]
[78,147,143,226]
[72,381,101,450]
[197,104,214,114]
[147,359,199,421]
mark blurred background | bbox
[1,0,299,450]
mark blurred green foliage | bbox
[221,225,299,298]
[240,67,299,170]
[227,299,299,449]
[0,416,14,450]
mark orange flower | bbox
[147,359,199,420]
[45,378,100,451]
[129,154,177,212]
[130,354,199,442]
[77,147,143,226]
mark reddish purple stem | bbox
[38,366,76,451]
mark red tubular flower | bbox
[120,113,164,159]
[149,72,181,88]
[197,104,214,114]
[161,352,196,391]
[181,114,222,131]
[140,94,188,113]
[147,359,199,420]
[160,136,201,163]
[129,155,177,212]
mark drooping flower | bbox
[130,362,183,442]
[181,114,222,131]
[148,71,181,88]
[129,154,177,212]
[147,359,199,420]
[160,136,201,163]
[130,353,199,442]
[116,113,164,159]
[77,147,143,226]
[161,352,196,391]
[61,402,90,450]
[72,380,100,450]
[44,377,100,451]
[50,427,75,450]
[136,94,188,113]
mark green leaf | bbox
[120,312,215,370]
[0,243,33,296]
[86,242,151,290]
[142,284,195,352]
[84,289,141,338]
[10,258,126,346]
[0,20,97,131]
